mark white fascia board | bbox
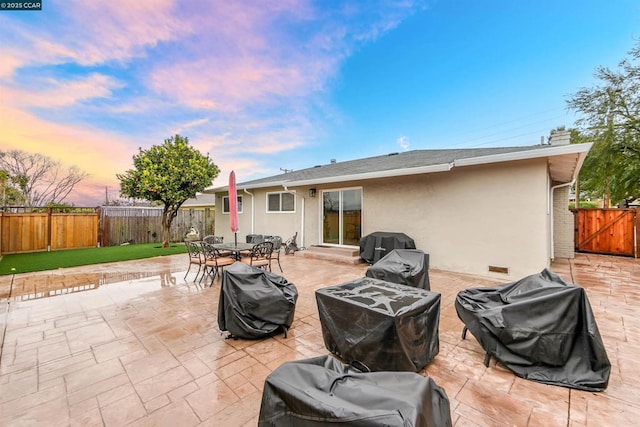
[206,180,290,193]
[570,147,591,181]
[286,163,454,187]
[453,143,593,167]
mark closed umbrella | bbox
[229,170,239,245]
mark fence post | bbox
[47,207,52,252]
[633,208,640,258]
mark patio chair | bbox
[201,242,236,285]
[203,234,224,244]
[184,241,206,280]
[284,232,298,255]
[241,241,273,270]
[203,234,232,257]
[265,235,283,272]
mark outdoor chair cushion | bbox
[258,355,452,427]
[455,268,611,391]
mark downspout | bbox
[283,185,305,248]
[243,189,255,234]
[549,180,574,260]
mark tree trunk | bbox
[162,218,171,248]
[161,204,179,248]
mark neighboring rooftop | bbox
[181,193,216,207]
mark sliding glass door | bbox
[322,188,362,246]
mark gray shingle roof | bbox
[209,143,590,191]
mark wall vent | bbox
[488,265,509,274]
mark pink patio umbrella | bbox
[229,170,239,246]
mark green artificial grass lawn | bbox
[0,243,188,275]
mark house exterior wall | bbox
[350,159,550,279]
[215,158,553,279]
[552,185,575,259]
[214,189,308,244]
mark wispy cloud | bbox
[397,135,410,150]
[5,73,123,108]
[0,0,423,204]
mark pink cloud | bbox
[0,104,136,185]
[4,74,123,108]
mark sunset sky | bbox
[1,0,638,205]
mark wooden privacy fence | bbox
[573,208,638,257]
[99,206,215,247]
[0,208,99,254]
[0,206,215,255]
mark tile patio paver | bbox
[0,252,639,425]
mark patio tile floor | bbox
[1,252,639,426]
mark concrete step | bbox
[299,245,365,265]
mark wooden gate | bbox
[574,208,637,257]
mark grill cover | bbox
[258,355,452,427]
[455,268,611,391]
[217,262,297,339]
[359,232,416,264]
[366,249,430,290]
[316,277,440,372]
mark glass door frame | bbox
[320,186,363,247]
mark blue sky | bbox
[0,0,638,205]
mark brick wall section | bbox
[553,185,575,259]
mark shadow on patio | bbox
[1,252,639,426]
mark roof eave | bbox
[453,143,593,168]
[285,163,454,186]
[206,180,291,193]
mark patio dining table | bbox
[212,242,255,260]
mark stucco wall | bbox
[354,159,550,279]
[214,189,308,244]
[215,158,553,278]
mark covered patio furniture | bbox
[455,268,611,391]
[246,234,265,243]
[366,248,430,290]
[240,241,273,270]
[218,262,298,339]
[258,355,452,427]
[316,277,440,372]
[359,231,416,264]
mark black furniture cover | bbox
[359,231,417,264]
[258,355,452,427]
[316,277,440,372]
[455,268,611,391]
[366,249,431,290]
[217,262,298,339]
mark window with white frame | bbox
[267,192,295,212]
[222,195,243,213]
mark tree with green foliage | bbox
[117,135,220,247]
[567,42,640,207]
